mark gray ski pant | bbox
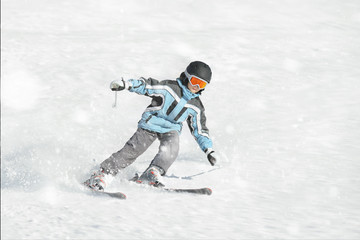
[100,128,179,175]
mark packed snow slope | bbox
[2,0,360,239]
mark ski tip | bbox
[100,191,127,200]
[110,192,127,200]
[114,192,127,199]
[205,188,212,195]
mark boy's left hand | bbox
[207,151,218,166]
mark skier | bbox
[84,61,218,191]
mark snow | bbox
[1,0,360,239]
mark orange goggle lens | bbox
[189,76,208,89]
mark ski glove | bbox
[110,79,126,91]
[206,149,217,166]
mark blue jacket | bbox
[126,77,213,152]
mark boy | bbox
[84,61,218,190]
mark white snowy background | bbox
[1,0,360,239]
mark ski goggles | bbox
[185,70,208,89]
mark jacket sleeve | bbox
[186,107,213,152]
[127,77,161,96]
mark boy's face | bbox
[187,82,201,93]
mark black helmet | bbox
[185,61,212,83]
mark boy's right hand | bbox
[206,149,218,166]
[110,79,126,91]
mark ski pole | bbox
[165,165,222,180]
[112,77,124,108]
[182,165,222,179]
[112,90,118,108]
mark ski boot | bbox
[136,166,165,187]
[84,169,107,191]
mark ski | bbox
[96,191,127,200]
[163,187,212,195]
[130,173,212,196]
[83,182,127,200]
